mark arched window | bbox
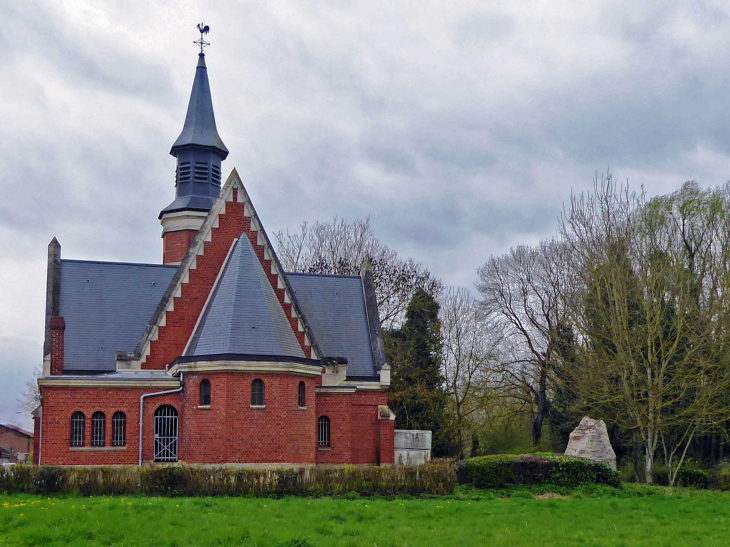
[112,412,126,447]
[70,412,85,447]
[92,412,106,447]
[251,379,264,406]
[318,416,330,448]
[154,405,178,462]
[298,381,306,408]
[200,379,211,406]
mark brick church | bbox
[32,45,395,466]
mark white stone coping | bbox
[168,360,323,377]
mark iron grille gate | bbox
[154,405,178,462]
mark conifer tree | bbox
[386,289,454,456]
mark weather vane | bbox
[194,22,210,54]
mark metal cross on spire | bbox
[194,23,210,54]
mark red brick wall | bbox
[351,391,388,464]
[378,418,395,465]
[315,393,352,464]
[163,230,197,265]
[33,418,40,465]
[39,386,182,465]
[0,427,33,460]
[49,317,65,376]
[180,373,316,464]
[144,187,311,370]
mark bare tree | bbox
[17,363,42,415]
[275,217,441,328]
[440,287,501,457]
[476,238,572,444]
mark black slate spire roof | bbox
[161,53,229,217]
[170,53,228,158]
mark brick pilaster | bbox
[50,316,65,376]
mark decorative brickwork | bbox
[143,180,312,369]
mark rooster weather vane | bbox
[194,23,210,54]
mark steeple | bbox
[160,25,228,265]
[161,51,228,217]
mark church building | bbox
[32,44,395,467]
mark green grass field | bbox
[1,486,729,546]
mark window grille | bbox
[318,416,330,448]
[91,412,106,447]
[70,412,85,447]
[112,412,126,447]
[154,405,178,462]
[298,381,306,408]
[251,379,265,406]
[200,379,211,406]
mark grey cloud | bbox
[3,0,730,425]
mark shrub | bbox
[716,462,730,491]
[457,454,621,489]
[0,463,456,497]
[676,461,711,489]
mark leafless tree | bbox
[275,217,441,328]
[17,363,42,415]
[476,238,573,445]
[440,287,502,457]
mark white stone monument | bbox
[564,416,617,470]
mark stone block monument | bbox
[564,417,617,470]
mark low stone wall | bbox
[394,430,431,466]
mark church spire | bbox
[159,25,229,264]
[169,52,228,159]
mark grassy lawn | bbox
[1,485,729,546]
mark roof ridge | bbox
[61,259,176,269]
[285,272,361,279]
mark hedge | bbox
[456,454,622,489]
[0,463,456,497]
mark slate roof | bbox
[288,273,376,378]
[185,237,305,358]
[56,256,378,377]
[59,260,176,372]
[170,54,228,158]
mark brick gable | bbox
[135,172,318,369]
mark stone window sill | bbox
[198,405,211,409]
[318,447,331,451]
[298,406,307,410]
[250,405,266,409]
[70,446,127,451]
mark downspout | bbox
[38,405,43,466]
[138,373,183,466]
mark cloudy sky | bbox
[2,0,730,428]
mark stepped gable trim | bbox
[118,169,321,368]
[234,176,322,360]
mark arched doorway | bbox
[154,405,178,462]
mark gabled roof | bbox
[58,260,176,372]
[186,237,305,358]
[288,273,377,377]
[124,170,323,367]
[0,424,33,438]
